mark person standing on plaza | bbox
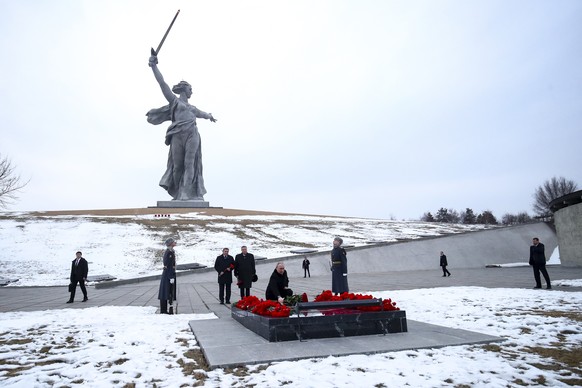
[234,246,256,299]
[302,255,311,278]
[158,238,177,314]
[67,251,88,303]
[214,248,235,304]
[440,251,451,277]
[331,237,349,295]
[529,237,551,289]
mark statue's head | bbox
[172,81,192,96]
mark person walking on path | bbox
[529,237,551,289]
[302,256,311,278]
[331,237,349,295]
[214,248,235,304]
[266,262,293,304]
[158,238,177,314]
[440,251,451,277]
[67,251,88,303]
[234,246,256,299]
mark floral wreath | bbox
[235,296,292,318]
[235,291,398,318]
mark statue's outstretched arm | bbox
[149,55,174,103]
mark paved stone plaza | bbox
[1,264,580,368]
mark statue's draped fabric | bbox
[147,97,212,200]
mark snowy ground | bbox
[0,212,494,286]
[1,283,581,387]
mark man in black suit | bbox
[67,251,89,303]
[214,248,235,304]
[234,246,256,299]
[440,251,451,277]
[529,237,551,289]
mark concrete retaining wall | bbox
[554,203,582,267]
[271,222,557,278]
[97,222,558,287]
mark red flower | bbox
[301,293,308,303]
[251,300,291,318]
[235,296,291,317]
[235,295,261,311]
[312,290,400,312]
[229,264,235,270]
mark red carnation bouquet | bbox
[235,295,292,318]
[235,295,260,311]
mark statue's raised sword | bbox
[151,9,180,56]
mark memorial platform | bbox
[156,200,210,208]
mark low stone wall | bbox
[553,202,582,267]
[270,222,557,278]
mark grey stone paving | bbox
[1,264,581,368]
[189,315,503,369]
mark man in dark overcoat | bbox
[302,256,311,278]
[214,248,235,304]
[158,238,177,314]
[331,237,349,295]
[234,245,256,299]
[529,237,551,289]
[67,251,89,303]
[440,251,451,277]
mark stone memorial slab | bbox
[86,274,117,282]
[176,263,206,270]
[290,248,318,254]
[0,278,19,286]
[232,307,407,342]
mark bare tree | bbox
[0,154,28,209]
[533,176,578,218]
[501,211,532,225]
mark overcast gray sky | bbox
[1,0,581,219]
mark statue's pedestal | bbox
[156,200,210,208]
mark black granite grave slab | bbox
[232,307,407,342]
[176,263,206,270]
[0,277,19,286]
[290,248,318,254]
[86,274,117,282]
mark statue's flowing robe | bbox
[146,98,212,200]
